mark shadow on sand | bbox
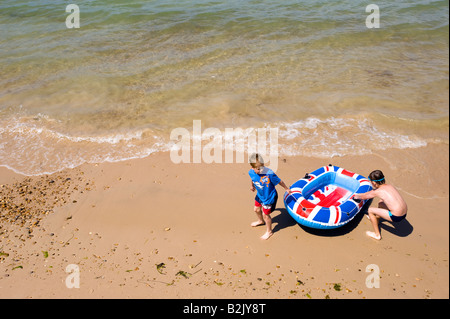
[272,199,413,238]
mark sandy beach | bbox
[0,142,448,299]
[1,0,448,305]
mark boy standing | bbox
[354,170,408,240]
[248,153,291,240]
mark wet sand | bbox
[0,143,448,299]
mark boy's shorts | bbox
[255,193,278,215]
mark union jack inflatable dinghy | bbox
[284,165,372,229]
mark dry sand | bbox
[0,143,448,299]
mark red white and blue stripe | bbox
[283,165,372,229]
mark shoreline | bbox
[0,143,448,298]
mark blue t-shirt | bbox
[249,167,281,205]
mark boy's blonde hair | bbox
[249,153,264,168]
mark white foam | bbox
[269,117,429,158]
[0,118,169,175]
[0,115,433,176]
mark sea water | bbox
[0,0,448,175]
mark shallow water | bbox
[0,0,448,175]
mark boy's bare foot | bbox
[251,221,265,227]
[366,231,381,240]
[260,231,273,240]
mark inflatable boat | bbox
[283,165,372,229]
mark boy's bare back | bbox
[374,184,407,216]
